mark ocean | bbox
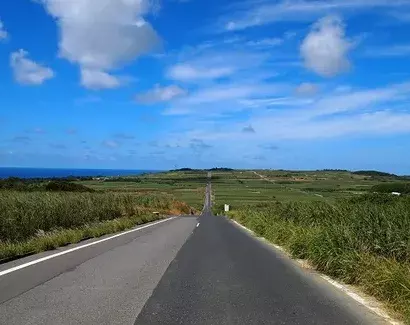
[0,168,159,179]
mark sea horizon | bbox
[0,167,163,179]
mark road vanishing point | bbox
[0,174,389,324]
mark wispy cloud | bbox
[26,128,46,135]
[49,143,67,150]
[136,85,187,104]
[190,138,212,150]
[173,82,410,146]
[167,50,270,84]
[219,0,410,32]
[102,140,120,148]
[164,82,287,116]
[0,19,8,40]
[75,95,102,106]
[168,64,235,82]
[295,83,320,96]
[365,44,410,57]
[66,128,77,135]
[12,136,31,143]
[114,133,136,140]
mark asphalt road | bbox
[0,176,388,324]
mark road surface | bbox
[0,176,387,324]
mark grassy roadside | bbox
[226,196,410,324]
[0,190,190,262]
[0,213,162,262]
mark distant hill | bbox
[209,168,234,171]
[352,170,398,177]
[170,168,196,172]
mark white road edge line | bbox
[196,223,200,228]
[0,217,177,278]
[230,219,402,325]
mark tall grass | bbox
[0,191,189,244]
[228,195,410,323]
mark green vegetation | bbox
[371,182,410,194]
[78,170,207,210]
[211,170,410,323]
[0,191,187,243]
[0,177,94,192]
[0,171,205,262]
[0,190,190,261]
[0,214,162,263]
[45,181,95,192]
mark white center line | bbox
[196,223,200,228]
[0,217,176,278]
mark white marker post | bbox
[224,204,230,212]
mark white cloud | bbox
[301,16,352,77]
[366,44,410,57]
[390,11,410,22]
[166,50,269,83]
[0,19,8,40]
[39,0,160,88]
[10,50,54,85]
[221,0,410,31]
[81,68,121,90]
[168,64,235,81]
[295,83,319,96]
[245,38,283,48]
[164,82,287,115]
[179,82,410,143]
[102,140,120,148]
[136,85,187,104]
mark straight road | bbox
[0,175,388,324]
[0,217,198,325]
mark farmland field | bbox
[211,169,408,212]
[77,170,207,211]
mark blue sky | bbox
[1,0,410,173]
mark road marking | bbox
[230,219,402,325]
[0,217,176,278]
[196,223,200,228]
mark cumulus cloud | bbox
[81,69,121,90]
[39,0,160,89]
[295,83,319,96]
[301,16,352,77]
[136,85,187,104]
[10,50,54,85]
[0,19,8,40]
